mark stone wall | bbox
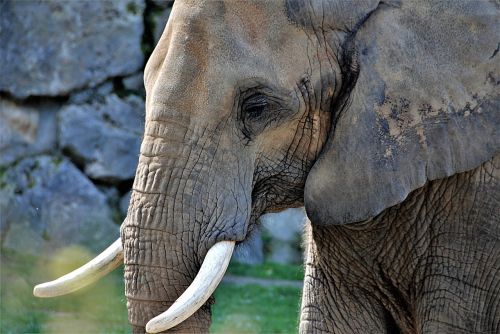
[0,0,172,257]
[0,0,305,263]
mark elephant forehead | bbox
[175,0,290,39]
[170,0,307,69]
[148,0,314,118]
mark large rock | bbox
[0,98,58,166]
[0,0,145,98]
[0,156,118,256]
[59,94,144,182]
[261,208,307,264]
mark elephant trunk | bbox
[123,224,234,333]
[121,150,209,333]
[121,118,249,333]
[145,241,234,333]
[123,229,213,334]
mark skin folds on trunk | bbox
[122,155,210,333]
[121,119,251,333]
[123,222,212,333]
[146,241,234,333]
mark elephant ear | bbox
[304,1,500,225]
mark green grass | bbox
[1,248,129,334]
[226,261,304,281]
[1,250,302,334]
[212,284,301,334]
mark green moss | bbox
[41,229,51,241]
[141,6,165,59]
[32,159,39,170]
[126,2,138,15]
[111,207,124,225]
[27,176,35,189]
[0,166,7,189]
[51,156,63,167]
[145,7,165,32]
[140,42,153,57]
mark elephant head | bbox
[34,0,499,333]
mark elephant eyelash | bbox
[237,85,297,143]
[240,92,286,139]
[242,94,270,120]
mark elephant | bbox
[34,0,499,333]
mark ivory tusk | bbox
[145,240,235,333]
[33,238,123,298]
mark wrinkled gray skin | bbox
[121,1,499,333]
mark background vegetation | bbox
[1,249,303,334]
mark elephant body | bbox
[120,0,499,332]
[36,0,499,333]
[301,156,499,333]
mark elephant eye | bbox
[237,85,296,141]
[242,94,269,120]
